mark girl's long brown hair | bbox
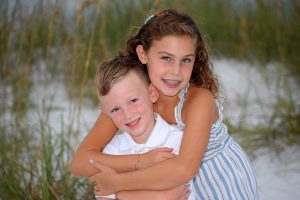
[122,9,219,97]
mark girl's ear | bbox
[149,84,159,103]
[100,106,108,115]
[136,45,148,64]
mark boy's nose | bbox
[123,107,133,119]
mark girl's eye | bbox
[111,107,120,113]
[161,56,171,62]
[182,58,191,64]
[130,98,138,104]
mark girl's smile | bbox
[137,35,196,97]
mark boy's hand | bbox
[140,147,176,169]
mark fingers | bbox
[180,185,191,200]
[89,174,97,185]
[94,187,101,195]
[89,159,115,172]
[162,152,176,159]
[156,147,174,152]
[181,189,191,200]
[156,147,176,159]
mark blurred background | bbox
[0,0,299,199]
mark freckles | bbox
[111,113,122,123]
[114,117,124,127]
[132,104,144,112]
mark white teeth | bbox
[127,118,139,126]
[164,80,180,85]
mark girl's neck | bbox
[157,90,178,103]
[154,92,179,124]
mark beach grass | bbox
[0,105,94,199]
[0,0,299,198]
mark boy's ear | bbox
[136,45,147,64]
[149,83,159,103]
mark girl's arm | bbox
[71,112,175,177]
[91,158,191,200]
[95,187,190,200]
[71,112,138,176]
[91,87,215,193]
[116,185,191,200]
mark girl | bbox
[72,9,258,200]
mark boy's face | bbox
[100,70,158,143]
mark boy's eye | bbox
[111,107,120,113]
[130,98,138,104]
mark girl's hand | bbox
[139,147,176,169]
[89,160,118,196]
[158,184,191,200]
[115,184,191,200]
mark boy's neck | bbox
[131,116,156,144]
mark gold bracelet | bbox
[135,153,141,170]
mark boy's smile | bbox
[100,70,158,144]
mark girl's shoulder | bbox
[185,83,214,103]
[183,83,218,123]
[182,83,215,113]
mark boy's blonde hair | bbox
[95,55,150,102]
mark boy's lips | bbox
[126,117,140,128]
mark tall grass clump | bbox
[167,0,300,151]
[227,97,300,154]
[0,105,94,199]
[194,0,300,80]
[64,0,166,106]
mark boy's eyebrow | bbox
[158,51,195,57]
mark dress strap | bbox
[211,100,224,130]
[174,84,189,130]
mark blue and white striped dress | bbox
[174,84,258,200]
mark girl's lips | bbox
[162,79,181,88]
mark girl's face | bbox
[137,35,196,97]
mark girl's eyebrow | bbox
[158,51,195,57]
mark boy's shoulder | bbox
[155,114,182,133]
[155,114,183,139]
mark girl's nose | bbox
[171,62,181,74]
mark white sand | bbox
[214,59,300,200]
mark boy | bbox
[95,55,195,200]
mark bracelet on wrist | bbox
[135,153,143,170]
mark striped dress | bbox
[174,84,258,200]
